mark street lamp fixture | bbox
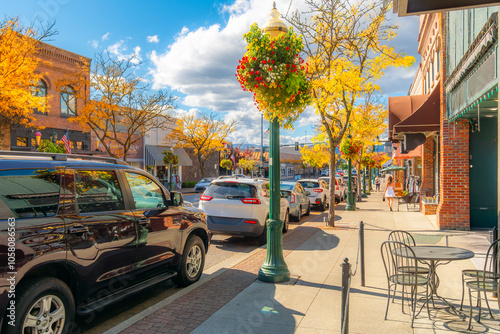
[49,131,57,144]
[258,2,290,284]
[95,137,100,151]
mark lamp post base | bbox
[345,193,356,211]
[258,218,290,283]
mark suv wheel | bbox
[174,235,205,287]
[283,210,290,233]
[5,277,75,334]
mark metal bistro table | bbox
[395,245,474,312]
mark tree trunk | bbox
[0,121,11,150]
[327,148,336,226]
[198,155,206,178]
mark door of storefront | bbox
[469,117,498,229]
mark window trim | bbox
[60,86,76,117]
[124,171,168,210]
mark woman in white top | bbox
[384,175,396,211]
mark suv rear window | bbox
[299,181,320,188]
[0,169,61,219]
[205,182,257,199]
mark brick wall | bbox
[181,149,219,182]
[420,136,435,197]
[436,13,470,230]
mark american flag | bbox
[266,128,270,134]
[61,130,71,154]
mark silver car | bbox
[298,178,330,210]
[280,181,311,221]
[194,177,215,193]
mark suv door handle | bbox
[138,218,150,227]
[68,226,89,234]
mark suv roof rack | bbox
[0,151,128,165]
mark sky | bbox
[1,0,420,147]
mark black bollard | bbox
[360,221,365,287]
[341,258,351,334]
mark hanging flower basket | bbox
[236,24,311,129]
[340,138,363,160]
[220,158,232,170]
[163,151,179,165]
[361,155,377,168]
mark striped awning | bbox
[145,145,192,167]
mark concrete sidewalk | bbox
[109,191,496,334]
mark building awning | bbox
[388,94,428,141]
[393,83,440,135]
[394,145,422,159]
[145,145,192,167]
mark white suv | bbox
[298,178,330,210]
[199,178,290,245]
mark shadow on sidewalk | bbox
[283,226,339,251]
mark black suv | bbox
[0,152,211,334]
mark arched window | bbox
[60,86,76,116]
[32,80,47,114]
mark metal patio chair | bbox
[381,241,431,328]
[462,238,500,330]
[388,231,430,275]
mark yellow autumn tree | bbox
[0,17,55,134]
[59,52,176,161]
[351,94,387,200]
[171,113,237,178]
[300,143,330,169]
[288,0,414,225]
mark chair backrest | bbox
[381,240,418,282]
[483,238,500,280]
[388,230,416,246]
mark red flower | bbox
[262,60,266,64]
[286,46,290,50]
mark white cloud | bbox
[149,0,420,144]
[147,35,160,43]
[107,41,143,64]
[89,40,98,48]
[102,32,110,41]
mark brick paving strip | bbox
[119,216,326,334]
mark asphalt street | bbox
[78,193,322,334]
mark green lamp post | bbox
[258,3,290,283]
[361,166,367,198]
[345,134,356,211]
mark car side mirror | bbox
[169,191,184,206]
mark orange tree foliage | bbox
[171,113,237,178]
[300,143,329,168]
[60,52,176,161]
[0,17,55,125]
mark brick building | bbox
[389,7,499,230]
[6,41,94,154]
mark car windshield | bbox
[299,181,320,188]
[205,182,257,199]
[200,178,213,182]
[280,184,294,190]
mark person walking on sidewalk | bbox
[375,175,381,192]
[384,175,396,211]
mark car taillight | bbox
[313,189,323,193]
[200,195,213,201]
[241,198,261,204]
[244,220,257,224]
[291,193,296,203]
[316,199,321,204]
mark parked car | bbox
[320,169,329,176]
[199,178,290,245]
[343,175,358,193]
[217,174,248,179]
[280,181,311,221]
[0,151,211,334]
[297,178,330,210]
[194,177,215,193]
[319,176,346,204]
